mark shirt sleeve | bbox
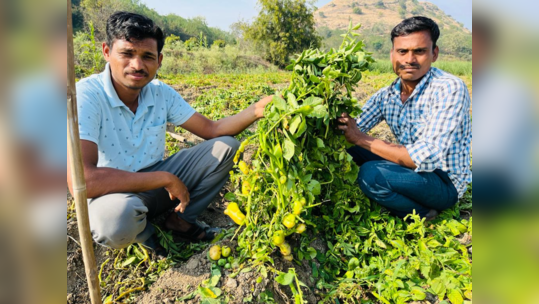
[356,92,384,133]
[405,79,471,172]
[164,85,196,126]
[76,83,102,144]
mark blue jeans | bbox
[348,146,458,218]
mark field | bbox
[67,52,473,303]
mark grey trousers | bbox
[88,136,239,249]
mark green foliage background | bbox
[243,0,322,67]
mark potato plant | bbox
[227,23,472,303]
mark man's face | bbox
[390,30,439,83]
[103,38,163,91]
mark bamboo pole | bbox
[67,1,102,303]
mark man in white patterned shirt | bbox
[67,12,272,250]
[337,17,472,220]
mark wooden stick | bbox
[67,1,103,303]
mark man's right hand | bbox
[164,173,190,213]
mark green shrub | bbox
[213,39,226,48]
[165,34,181,45]
[73,22,106,77]
[184,37,198,51]
[159,42,279,76]
[399,7,406,19]
[353,7,363,14]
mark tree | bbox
[399,7,406,19]
[243,0,321,67]
[399,0,407,10]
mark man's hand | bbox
[164,173,191,213]
[337,113,366,145]
[254,95,274,119]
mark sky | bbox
[140,0,472,31]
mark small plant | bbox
[319,11,326,18]
[74,22,106,76]
[212,39,226,48]
[353,7,363,14]
[165,34,180,45]
[399,0,407,10]
[375,0,385,9]
[399,7,407,19]
[184,36,198,51]
[199,32,208,49]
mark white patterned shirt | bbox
[356,67,472,197]
[76,63,195,172]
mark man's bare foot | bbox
[165,212,206,240]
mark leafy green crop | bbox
[227,23,472,303]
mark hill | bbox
[315,0,472,60]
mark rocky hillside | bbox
[315,0,472,60]
[315,0,469,33]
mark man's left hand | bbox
[254,95,274,119]
[337,113,366,145]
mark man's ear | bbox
[102,42,110,62]
[432,46,439,62]
[158,53,163,69]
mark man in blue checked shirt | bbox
[337,17,472,220]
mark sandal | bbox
[170,220,221,242]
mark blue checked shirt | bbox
[356,67,472,197]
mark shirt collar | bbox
[390,67,435,98]
[101,63,155,110]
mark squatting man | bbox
[338,16,472,221]
[67,11,273,250]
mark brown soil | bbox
[66,79,471,304]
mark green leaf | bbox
[316,138,325,148]
[294,118,307,138]
[430,278,447,299]
[198,286,218,299]
[303,96,323,107]
[309,75,320,83]
[121,256,138,267]
[307,247,317,259]
[309,105,327,118]
[177,292,196,301]
[301,174,312,183]
[209,274,220,287]
[283,138,295,161]
[448,289,464,304]
[275,272,295,286]
[410,287,427,301]
[308,180,321,196]
[224,192,237,202]
[348,258,360,270]
[287,93,298,108]
[273,142,283,159]
[289,115,302,135]
[273,95,287,111]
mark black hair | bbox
[106,11,164,54]
[391,16,440,50]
